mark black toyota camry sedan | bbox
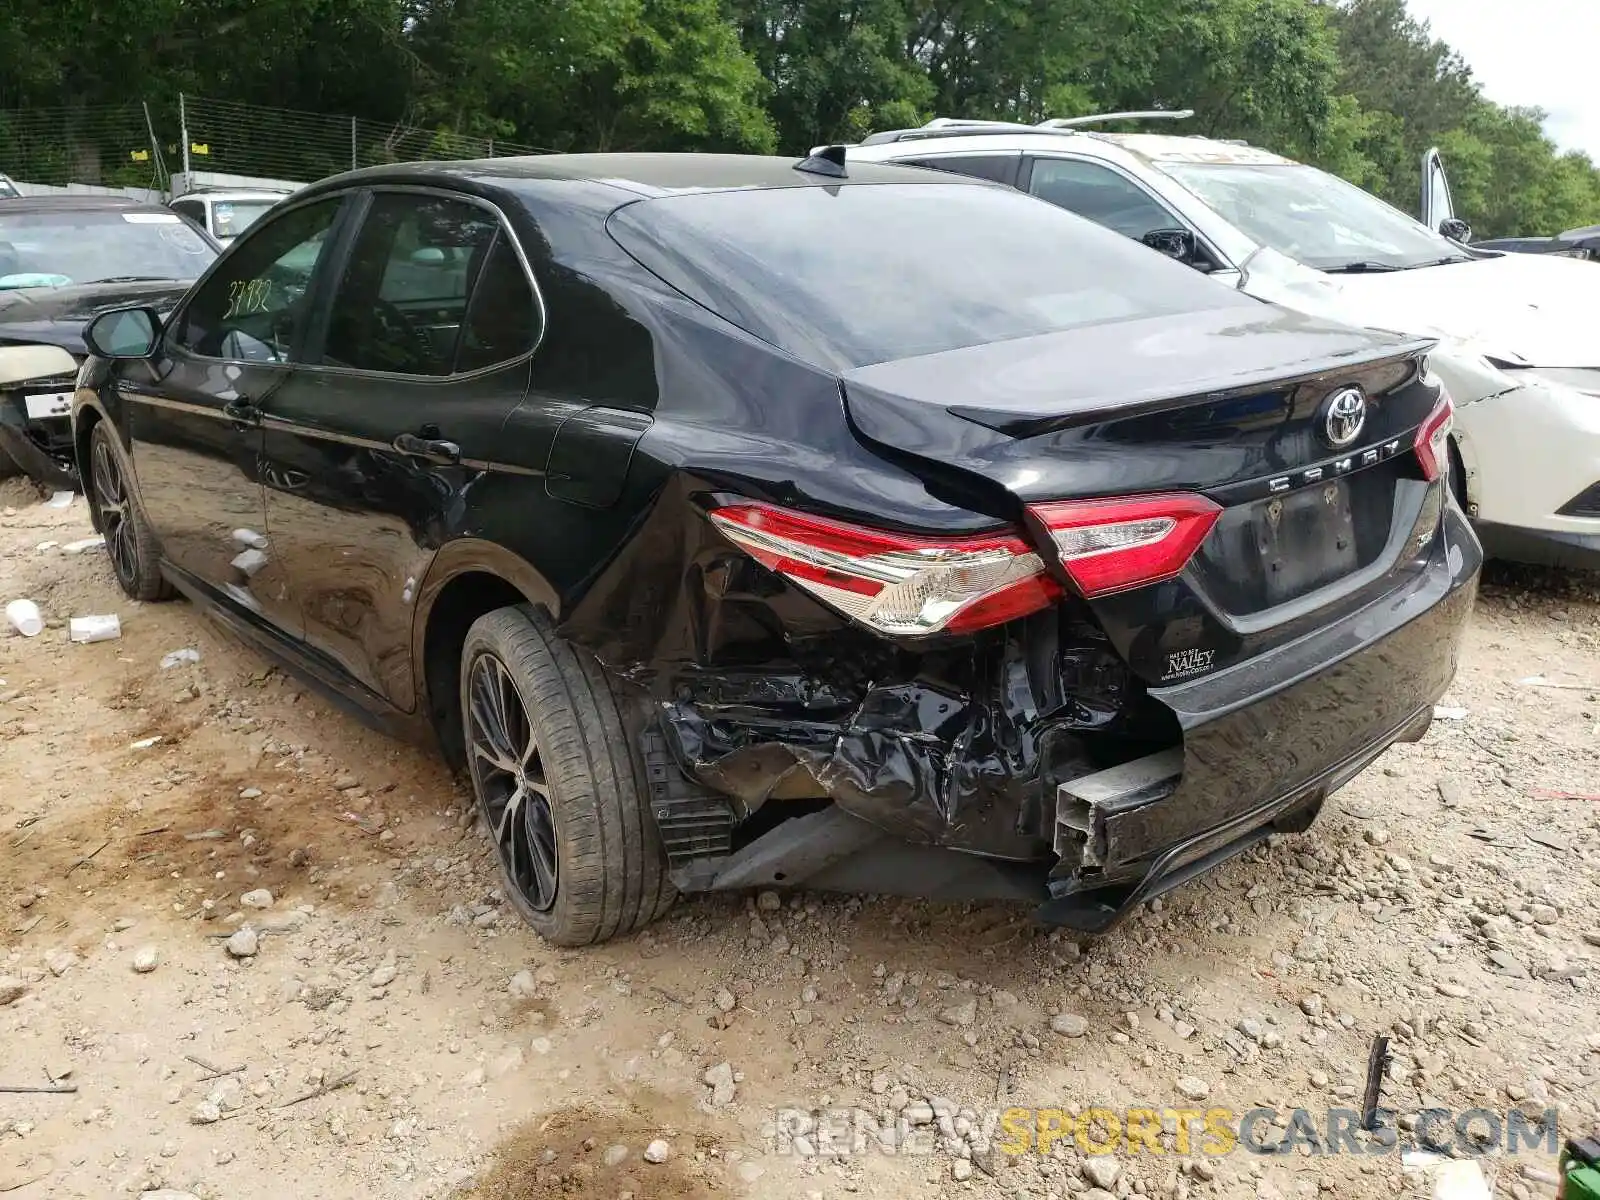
[73,153,1479,945]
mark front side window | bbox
[0,209,215,291]
[1027,158,1181,241]
[321,193,532,376]
[170,197,343,362]
[1161,162,1469,271]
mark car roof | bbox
[300,152,983,202]
[851,128,1296,169]
[176,190,291,202]
[0,194,168,214]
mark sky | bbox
[1402,0,1600,163]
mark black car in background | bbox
[1475,224,1600,262]
[74,153,1479,945]
[0,196,217,487]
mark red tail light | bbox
[1413,393,1454,483]
[707,502,1061,635]
[1027,494,1221,597]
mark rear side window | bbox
[321,193,536,376]
[607,183,1251,370]
[456,237,539,373]
[899,155,1019,186]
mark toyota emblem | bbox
[1321,387,1368,448]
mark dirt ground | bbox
[1,476,1597,1200]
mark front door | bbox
[127,196,349,622]
[1421,147,1456,233]
[258,189,541,712]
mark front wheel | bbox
[460,605,674,946]
[88,421,171,601]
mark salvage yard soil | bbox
[1,476,1597,1200]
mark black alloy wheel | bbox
[458,605,674,945]
[88,421,170,601]
[92,429,137,588]
[466,651,559,912]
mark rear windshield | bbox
[607,182,1253,370]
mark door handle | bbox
[392,431,461,465]
[222,399,260,428]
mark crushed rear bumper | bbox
[633,492,1472,934]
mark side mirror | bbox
[1439,218,1473,243]
[1142,227,1199,263]
[83,306,162,360]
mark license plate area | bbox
[1255,480,1357,606]
[23,391,72,420]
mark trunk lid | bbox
[841,306,1444,683]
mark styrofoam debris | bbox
[1430,1160,1491,1200]
[5,599,43,637]
[160,648,202,669]
[129,736,162,750]
[69,614,121,644]
[62,536,105,554]
[231,528,269,550]
[1433,705,1469,721]
[231,548,268,576]
[46,490,74,508]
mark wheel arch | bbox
[1447,428,1480,516]
[413,540,561,771]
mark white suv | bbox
[168,189,291,246]
[848,116,1600,571]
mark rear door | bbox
[257,187,542,712]
[1421,148,1455,233]
[128,194,350,618]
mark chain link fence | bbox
[0,96,552,191]
[0,102,166,189]
[178,96,552,183]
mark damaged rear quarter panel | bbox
[550,297,1177,863]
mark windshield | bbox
[0,210,217,289]
[1161,162,1469,272]
[607,182,1255,370]
[211,199,278,240]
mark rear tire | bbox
[0,442,19,480]
[88,421,172,602]
[460,604,674,946]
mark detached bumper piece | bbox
[0,398,78,490]
[1037,705,1431,934]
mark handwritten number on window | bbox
[223,278,273,319]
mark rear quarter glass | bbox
[605,182,1259,372]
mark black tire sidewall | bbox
[459,627,571,939]
[89,420,166,601]
[458,605,671,946]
